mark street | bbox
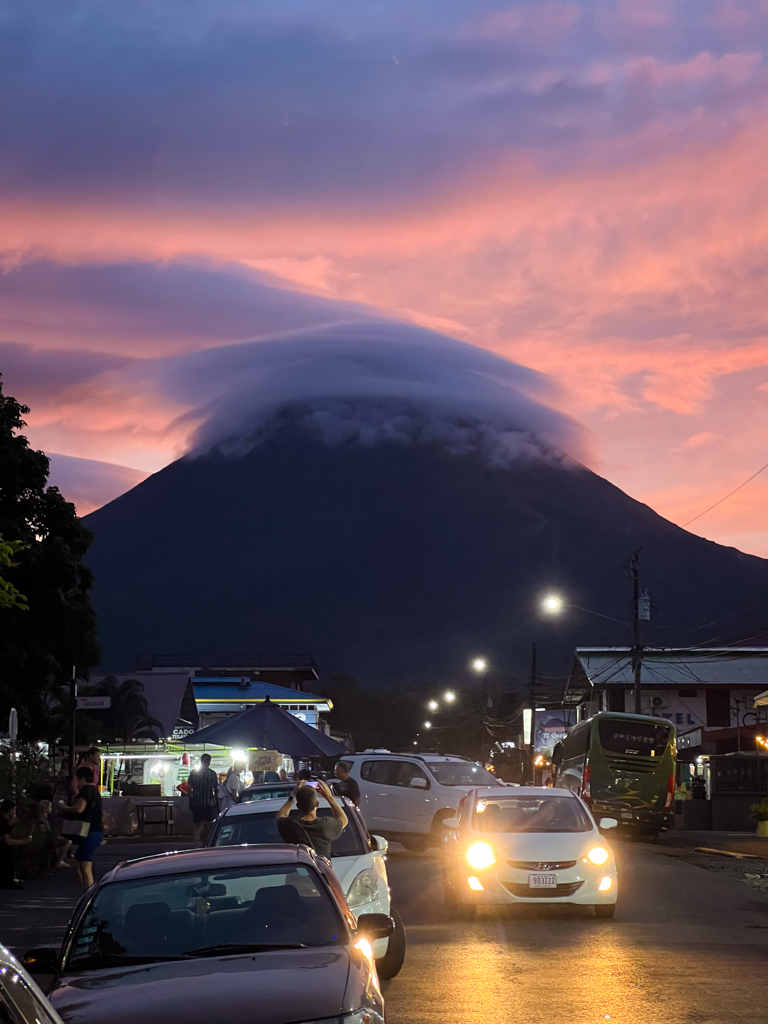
[4,837,768,1024]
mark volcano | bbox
[84,418,768,686]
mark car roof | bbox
[223,796,340,816]
[242,782,293,790]
[474,786,579,798]
[346,752,471,763]
[102,843,320,882]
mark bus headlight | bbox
[466,842,495,870]
[586,847,609,865]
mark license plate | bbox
[528,873,557,888]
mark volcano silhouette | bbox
[84,420,768,685]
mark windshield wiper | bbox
[184,943,308,958]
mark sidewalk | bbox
[0,836,194,956]
[659,829,768,857]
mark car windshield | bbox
[66,865,345,968]
[428,763,500,787]
[598,720,671,758]
[214,808,365,856]
[240,786,294,803]
[472,795,592,833]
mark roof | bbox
[573,649,768,688]
[476,786,576,797]
[221,795,355,817]
[192,679,330,710]
[347,752,470,762]
[104,844,316,882]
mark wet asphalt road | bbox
[4,838,768,1024]
[382,841,768,1024]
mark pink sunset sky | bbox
[2,0,768,554]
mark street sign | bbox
[77,696,111,710]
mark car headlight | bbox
[466,841,495,870]
[347,868,380,908]
[341,1011,386,1024]
[586,847,609,865]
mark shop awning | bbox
[183,698,348,758]
[754,690,768,707]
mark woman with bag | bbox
[61,766,104,889]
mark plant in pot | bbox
[750,798,768,837]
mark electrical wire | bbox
[680,459,768,529]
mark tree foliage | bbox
[0,377,101,737]
[0,535,28,610]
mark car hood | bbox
[50,947,351,1024]
[477,831,602,862]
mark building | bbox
[567,647,768,756]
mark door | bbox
[388,761,433,833]
[358,760,401,831]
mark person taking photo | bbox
[275,779,347,860]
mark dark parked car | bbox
[23,846,392,1024]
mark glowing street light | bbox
[542,594,564,614]
[444,690,456,703]
[427,699,439,711]
[424,721,432,730]
[471,658,488,673]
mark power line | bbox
[680,459,768,529]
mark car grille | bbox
[502,880,584,899]
[506,860,577,871]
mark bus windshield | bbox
[598,720,671,758]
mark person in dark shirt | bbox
[62,766,104,889]
[188,753,220,846]
[276,779,347,860]
[334,762,361,806]
[0,800,32,889]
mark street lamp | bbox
[444,690,456,703]
[424,721,432,730]
[542,594,564,614]
[427,699,439,712]
[471,658,488,673]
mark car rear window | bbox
[598,720,671,757]
[215,807,365,856]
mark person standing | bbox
[62,766,104,889]
[275,780,347,860]
[218,760,246,811]
[0,800,32,889]
[188,753,220,846]
[333,762,361,806]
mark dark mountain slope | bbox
[84,427,768,685]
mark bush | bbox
[750,798,768,822]
[0,744,59,879]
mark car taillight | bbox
[664,774,675,810]
[581,764,591,804]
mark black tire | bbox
[594,904,616,919]
[376,908,406,980]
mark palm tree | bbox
[91,676,164,742]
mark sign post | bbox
[8,708,18,799]
[68,665,77,777]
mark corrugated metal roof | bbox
[575,648,768,687]
[192,680,329,705]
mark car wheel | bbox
[594,904,616,919]
[375,908,406,980]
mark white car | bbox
[341,752,503,848]
[442,786,619,917]
[0,943,65,1024]
[208,796,406,978]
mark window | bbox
[561,722,590,762]
[361,760,400,785]
[395,762,430,789]
[215,808,364,856]
[473,794,592,834]
[66,865,346,968]
[428,762,500,787]
[598,719,671,757]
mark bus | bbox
[552,711,676,837]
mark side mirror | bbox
[409,777,428,789]
[22,947,59,975]
[370,835,388,857]
[599,817,618,830]
[356,913,395,941]
[552,742,563,767]
[442,816,460,829]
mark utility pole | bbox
[628,550,643,715]
[68,665,78,777]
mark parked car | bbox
[0,944,65,1024]
[442,786,619,917]
[208,796,406,978]
[23,845,393,1024]
[341,752,502,848]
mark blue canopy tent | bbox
[183,697,348,759]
